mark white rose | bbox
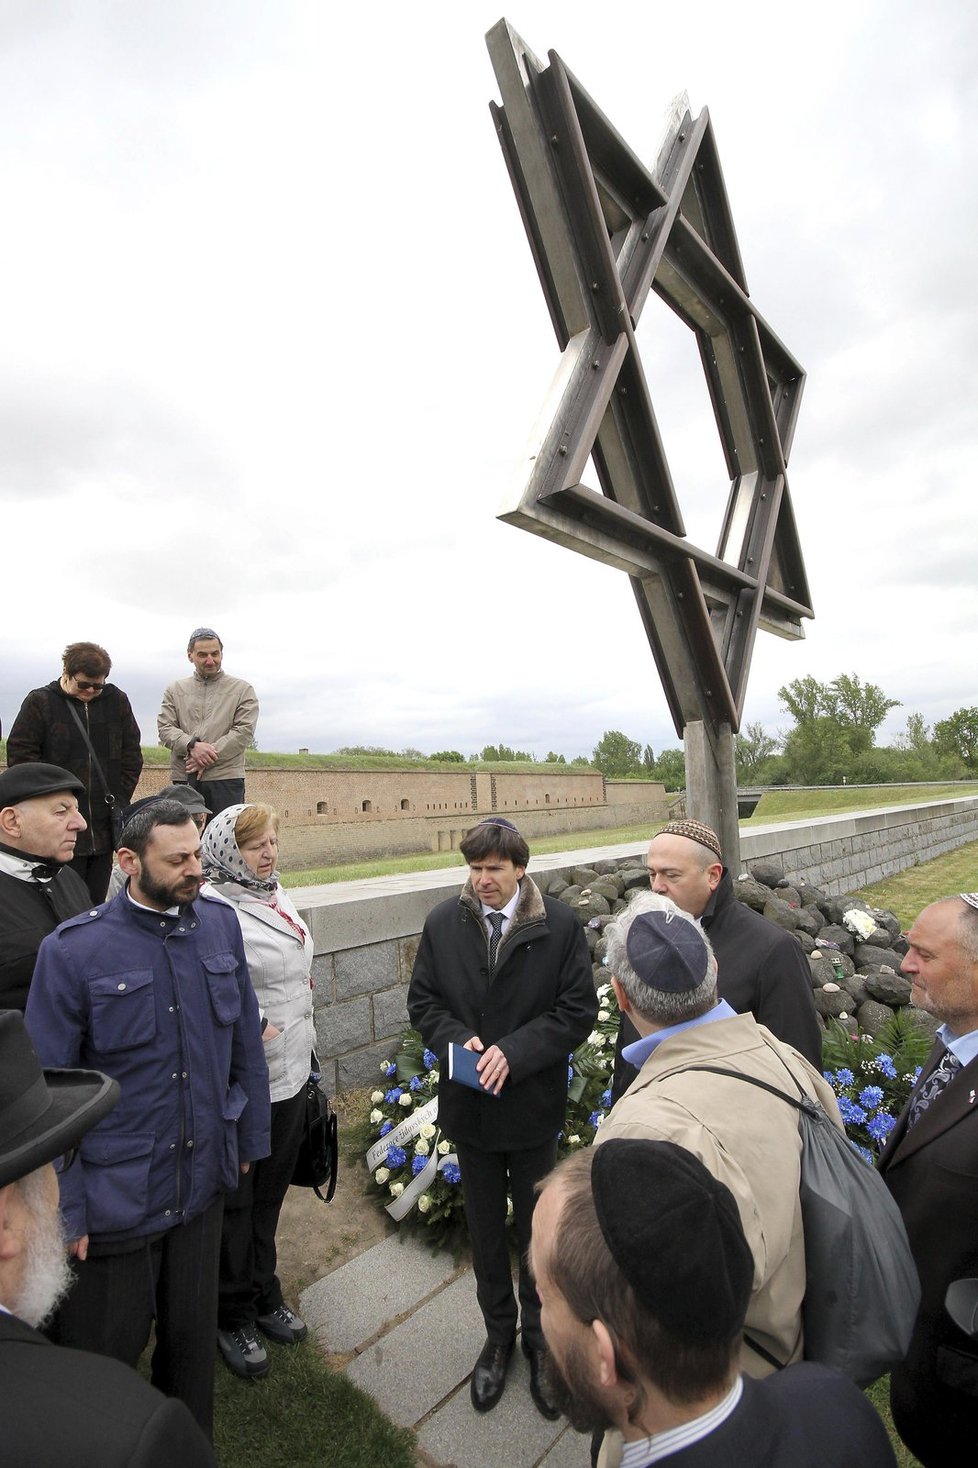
[398,1093,413,1107]
[430,1069,440,1084]
[567,1135,581,1146]
[369,1109,383,1124]
[420,1123,437,1139]
[587,1031,602,1046]
[417,1194,432,1214]
[437,1139,451,1155]
[597,1009,610,1022]
[597,982,612,998]
[389,1182,404,1198]
[371,1090,385,1104]
[374,1167,390,1184]
[414,1139,430,1156]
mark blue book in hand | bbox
[448,1042,495,1094]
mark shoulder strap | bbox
[64,699,115,806]
[680,1063,822,1118]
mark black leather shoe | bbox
[470,1337,515,1412]
[523,1342,561,1421]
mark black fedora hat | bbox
[0,1011,119,1189]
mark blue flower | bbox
[385,1061,397,1078]
[822,1070,835,1083]
[411,1155,428,1176]
[600,1088,612,1107]
[835,1067,855,1087]
[849,1140,874,1165]
[409,1075,423,1092]
[838,1097,867,1125]
[567,1065,574,1086]
[588,1111,600,1129]
[912,1066,922,1082]
[442,1161,461,1184]
[385,1087,403,1104]
[385,1145,407,1169]
[423,1048,437,1070]
[867,1111,896,1142]
[859,1086,885,1110]
[874,1053,898,1079]
[378,1120,393,1137]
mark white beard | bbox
[11,1179,73,1329]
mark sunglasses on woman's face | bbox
[74,680,105,692]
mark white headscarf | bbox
[199,803,280,897]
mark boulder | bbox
[749,860,785,888]
[905,1008,940,1043]
[569,890,611,924]
[571,867,600,888]
[795,930,816,954]
[839,972,869,1008]
[593,859,622,875]
[762,897,802,931]
[621,867,650,892]
[546,876,569,897]
[589,879,622,905]
[793,907,823,938]
[733,876,774,912]
[816,924,855,957]
[871,909,902,940]
[794,880,826,908]
[813,983,849,1019]
[559,885,583,907]
[855,943,905,973]
[801,903,825,934]
[778,885,802,908]
[864,970,913,1007]
[856,999,898,1038]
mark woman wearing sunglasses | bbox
[6,641,143,902]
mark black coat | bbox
[0,865,90,1010]
[407,876,598,1151]
[612,869,821,1102]
[0,1312,215,1467]
[7,680,142,854]
[878,1042,978,1467]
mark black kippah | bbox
[591,1138,754,1344]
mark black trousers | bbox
[50,1197,224,1439]
[455,1137,556,1352]
[219,1085,306,1329]
[188,776,245,818]
[69,850,114,904]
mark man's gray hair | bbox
[605,892,718,1024]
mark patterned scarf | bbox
[200,804,281,897]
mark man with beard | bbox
[0,1009,215,1465]
[0,763,90,1011]
[158,628,258,817]
[24,799,270,1439]
[530,1138,896,1467]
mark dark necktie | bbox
[487,912,505,974]
[907,1050,963,1129]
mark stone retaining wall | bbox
[293,796,978,1093]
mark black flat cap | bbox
[0,763,84,809]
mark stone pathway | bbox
[300,1234,591,1466]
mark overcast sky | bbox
[0,0,975,761]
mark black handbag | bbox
[291,1062,338,1203]
[64,698,125,847]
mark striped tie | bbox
[907,1050,962,1129]
[487,912,505,974]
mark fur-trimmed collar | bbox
[459,873,547,948]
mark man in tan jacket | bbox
[596,892,841,1376]
[157,628,258,817]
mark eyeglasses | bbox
[74,680,105,692]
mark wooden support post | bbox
[683,721,741,873]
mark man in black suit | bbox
[878,893,978,1468]
[531,1137,896,1468]
[408,817,597,1417]
[0,1009,215,1467]
[0,763,90,1010]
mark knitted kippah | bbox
[471,817,520,834]
[656,818,722,860]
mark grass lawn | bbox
[747,783,978,825]
[856,840,978,927]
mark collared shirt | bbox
[0,849,47,884]
[480,885,521,942]
[125,890,180,917]
[621,999,737,1070]
[619,1376,743,1466]
[936,1021,978,1069]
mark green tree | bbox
[592,730,643,778]
[479,743,532,762]
[570,754,592,767]
[544,751,566,764]
[642,743,656,772]
[652,747,686,790]
[934,707,978,771]
[430,749,465,762]
[735,721,778,782]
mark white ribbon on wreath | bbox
[364,1096,459,1222]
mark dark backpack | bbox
[687,1062,920,1387]
[290,1075,338,1203]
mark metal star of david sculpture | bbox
[487,20,812,750]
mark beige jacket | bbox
[157,669,258,781]
[596,1012,842,1377]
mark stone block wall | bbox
[292,796,978,1094]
